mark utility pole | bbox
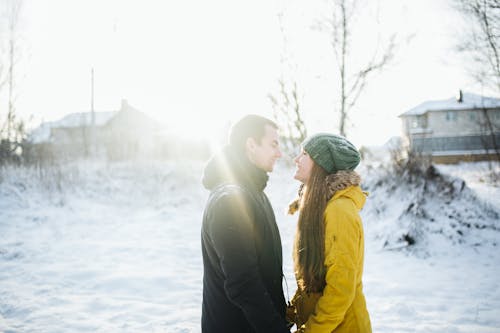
[90,67,95,156]
[7,36,14,141]
[91,68,95,124]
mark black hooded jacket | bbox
[201,146,289,333]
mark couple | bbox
[201,115,371,333]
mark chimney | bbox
[121,99,128,110]
[456,89,463,103]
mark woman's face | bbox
[294,149,314,183]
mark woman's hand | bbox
[293,324,306,333]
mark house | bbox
[399,91,500,163]
[29,100,161,160]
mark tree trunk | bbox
[339,1,347,137]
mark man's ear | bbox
[245,137,257,153]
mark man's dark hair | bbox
[229,114,278,151]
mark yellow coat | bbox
[292,185,371,333]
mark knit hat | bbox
[302,133,360,174]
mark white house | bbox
[29,100,160,160]
[399,91,500,163]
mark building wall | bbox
[411,134,500,153]
[428,108,500,136]
[51,127,88,144]
[402,108,500,163]
[48,109,159,160]
[403,109,500,138]
[50,127,104,159]
[102,109,158,160]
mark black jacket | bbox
[201,146,289,333]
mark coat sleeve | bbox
[304,199,360,333]
[206,192,289,333]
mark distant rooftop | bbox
[28,99,140,144]
[400,91,500,117]
[29,111,117,144]
[54,111,118,128]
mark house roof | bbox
[29,111,117,143]
[55,111,117,128]
[400,92,500,117]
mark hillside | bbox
[360,161,500,255]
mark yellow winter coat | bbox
[292,185,371,333]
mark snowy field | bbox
[1,159,499,332]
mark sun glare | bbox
[158,113,231,155]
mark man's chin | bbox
[265,163,277,173]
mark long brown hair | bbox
[293,162,329,293]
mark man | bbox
[201,114,290,333]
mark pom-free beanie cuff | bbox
[303,133,360,174]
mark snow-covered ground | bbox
[435,161,500,209]
[1,159,499,332]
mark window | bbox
[469,112,476,121]
[410,115,427,128]
[445,111,457,121]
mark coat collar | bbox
[202,145,269,192]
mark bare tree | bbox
[268,78,307,155]
[0,0,25,164]
[315,0,397,137]
[453,0,500,92]
[452,1,500,180]
[268,12,307,157]
[478,107,500,183]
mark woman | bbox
[288,133,371,333]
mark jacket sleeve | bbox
[207,192,289,333]
[304,200,360,333]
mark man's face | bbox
[246,125,282,172]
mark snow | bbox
[360,162,499,252]
[435,161,500,210]
[1,159,500,332]
[400,92,500,116]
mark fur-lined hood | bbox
[288,170,364,214]
[325,170,361,199]
[327,170,366,210]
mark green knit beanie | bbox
[302,133,361,174]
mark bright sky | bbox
[4,0,494,147]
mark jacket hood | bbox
[326,170,366,210]
[288,170,365,215]
[202,145,269,192]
